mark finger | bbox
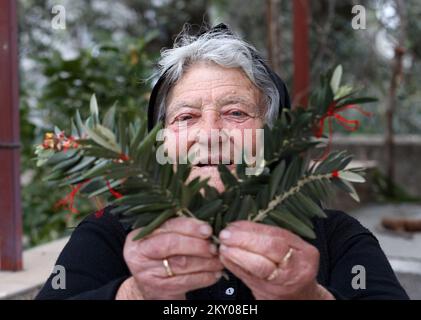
[219,245,276,280]
[220,248,292,291]
[219,255,278,297]
[138,232,217,259]
[151,217,213,239]
[142,269,222,294]
[219,227,291,263]
[149,256,224,277]
[227,220,304,245]
[220,255,313,300]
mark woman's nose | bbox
[200,109,222,131]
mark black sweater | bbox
[35,206,409,300]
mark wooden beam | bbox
[0,0,23,270]
[293,0,310,107]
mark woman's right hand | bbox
[118,217,223,300]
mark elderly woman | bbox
[36,24,408,300]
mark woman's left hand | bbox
[218,221,335,300]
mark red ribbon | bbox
[54,179,91,214]
[55,178,123,214]
[118,153,130,162]
[105,179,123,199]
[313,102,372,160]
[95,208,105,218]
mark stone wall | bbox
[332,134,421,197]
[320,135,421,212]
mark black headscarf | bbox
[147,23,291,131]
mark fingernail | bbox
[215,272,222,279]
[209,244,218,254]
[219,230,231,240]
[219,244,227,252]
[199,224,212,236]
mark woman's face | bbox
[164,61,265,192]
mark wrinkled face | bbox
[164,61,265,192]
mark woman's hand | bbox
[218,221,334,300]
[118,217,224,300]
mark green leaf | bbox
[124,203,175,215]
[81,160,113,179]
[135,122,162,161]
[45,149,78,166]
[279,156,302,192]
[75,110,85,136]
[293,193,327,218]
[103,105,116,130]
[339,171,366,183]
[51,153,82,172]
[129,121,147,155]
[132,212,161,229]
[66,156,96,174]
[195,199,223,220]
[218,164,239,188]
[115,193,167,206]
[237,195,254,220]
[269,160,285,198]
[90,94,99,124]
[87,179,122,198]
[83,124,121,154]
[268,209,316,239]
[330,65,343,94]
[118,114,127,155]
[160,163,174,190]
[315,151,346,174]
[78,177,105,194]
[257,185,270,209]
[214,211,223,235]
[335,97,377,108]
[333,178,360,202]
[133,209,176,240]
[223,191,241,225]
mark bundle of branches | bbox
[34,65,376,241]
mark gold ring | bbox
[267,268,278,281]
[281,248,294,267]
[266,248,294,281]
[163,258,174,277]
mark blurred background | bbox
[1,0,421,299]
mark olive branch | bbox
[34,65,376,242]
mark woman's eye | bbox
[176,114,194,122]
[229,110,246,117]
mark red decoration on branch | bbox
[54,179,91,214]
[95,208,105,218]
[41,132,79,152]
[55,178,123,214]
[118,153,130,162]
[313,102,372,160]
[331,170,339,178]
[105,179,123,199]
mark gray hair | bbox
[154,26,280,127]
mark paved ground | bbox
[349,203,421,299]
[0,237,68,299]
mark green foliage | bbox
[20,36,157,246]
[35,66,375,242]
